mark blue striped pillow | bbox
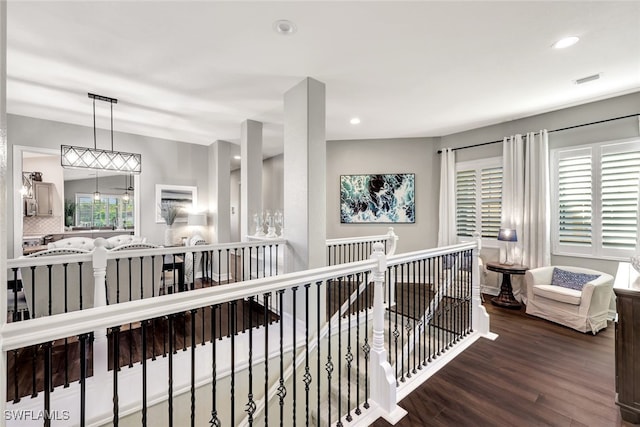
[551,268,599,291]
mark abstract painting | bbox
[340,174,415,223]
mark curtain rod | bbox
[436,112,640,154]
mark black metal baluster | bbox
[182,312,188,352]
[112,326,121,426]
[210,305,221,427]
[326,279,333,425]
[346,275,353,422]
[316,281,321,423]
[412,260,417,375]
[168,315,174,427]
[337,277,343,427]
[355,272,362,416]
[11,268,19,322]
[263,293,270,426]
[142,320,148,427]
[190,309,197,427]
[393,265,399,383]
[151,318,157,361]
[79,333,90,427]
[12,349,20,403]
[277,290,286,426]
[363,272,370,409]
[62,263,69,313]
[31,344,37,398]
[304,284,311,426]
[47,264,53,316]
[43,341,52,427]
[248,247,252,281]
[226,248,230,284]
[229,306,235,425]
[427,257,433,363]
[292,286,298,427]
[246,296,255,425]
[218,249,222,285]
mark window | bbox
[456,157,503,243]
[75,193,134,229]
[552,138,640,259]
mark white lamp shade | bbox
[188,213,207,226]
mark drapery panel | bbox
[438,147,457,246]
[502,130,550,302]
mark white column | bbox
[0,1,8,419]
[209,140,231,244]
[241,120,263,241]
[283,77,326,271]
[473,233,491,335]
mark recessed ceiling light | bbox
[350,117,361,125]
[552,36,580,49]
[233,155,241,160]
[273,20,296,35]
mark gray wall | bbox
[439,91,640,277]
[7,114,210,255]
[326,137,440,254]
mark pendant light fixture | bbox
[93,172,101,201]
[61,93,142,174]
[122,174,131,203]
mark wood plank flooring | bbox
[373,298,635,427]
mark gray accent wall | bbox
[7,114,210,256]
[326,137,440,254]
[439,91,640,277]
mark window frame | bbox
[551,137,640,260]
[455,156,503,248]
[75,192,135,229]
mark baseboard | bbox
[481,285,500,296]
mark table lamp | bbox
[498,228,517,265]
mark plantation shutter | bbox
[480,167,502,238]
[557,151,592,246]
[601,148,640,250]
[456,169,476,237]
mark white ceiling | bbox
[7,1,640,159]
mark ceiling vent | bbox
[575,73,601,85]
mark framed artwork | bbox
[155,184,197,223]
[340,173,415,223]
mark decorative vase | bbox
[164,227,175,246]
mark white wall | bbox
[326,137,440,254]
[7,114,210,255]
[439,91,640,277]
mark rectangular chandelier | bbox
[61,144,142,174]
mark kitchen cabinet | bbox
[24,182,53,216]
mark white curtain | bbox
[438,148,457,246]
[501,131,551,302]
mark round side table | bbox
[486,261,528,309]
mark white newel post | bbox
[472,233,491,335]
[369,243,405,423]
[91,239,109,379]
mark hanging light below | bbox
[61,93,142,174]
[93,172,101,201]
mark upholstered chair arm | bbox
[578,274,614,316]
[525,267,554,300]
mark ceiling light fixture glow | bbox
[350,117,361,125]
[274,19,296,35]
[552,36,580,49]
[233,155,241,160]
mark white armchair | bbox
[525,266,613,334]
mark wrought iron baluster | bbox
[277,290,287,426]
[327,279,333,425]
[363,272,370,409]
[43,341,52,427]
[210,305,221,427]
[246,296,256,425]
[168,315,175,427]
[337,277,344,427]
[190,309,197,427]
[79,333,91,427]
[355,272,362,416]
[412,260,417,375]
[112,326,121,426]
[31,344,37,398]
[304,284,311,426]
[230,302,236,425]
[346,275,353,422]
[292,286,298,427]
[316,281,322,423]
[393,265,399,383]
[142,320,148,427]
[47,264,53,316]
[263,293,270,426]
[12,349,20,403]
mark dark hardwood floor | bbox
[373,298,635,427]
